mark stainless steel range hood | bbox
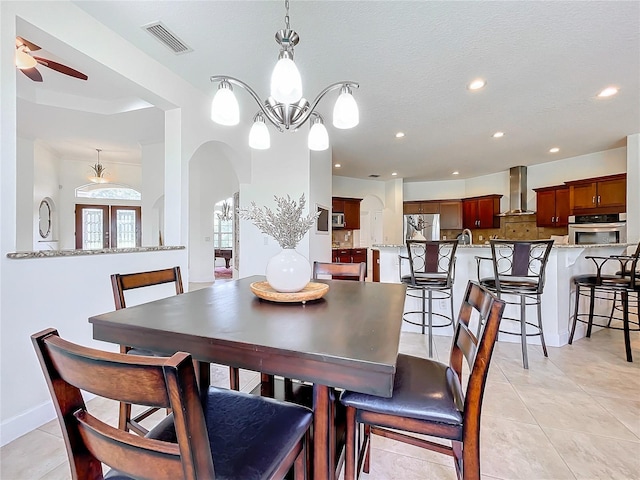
[499,166,536,216]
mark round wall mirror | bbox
[38,199,51,238]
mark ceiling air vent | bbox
[369,174,380,178]
[143,22,193,54]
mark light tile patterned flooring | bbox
[2,327,639,479]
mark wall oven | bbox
[568,213,627,245]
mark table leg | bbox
[313,384,336,480]
[196,360,211,401]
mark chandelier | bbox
[217,201,233,222]
[89,148,108,184]
[210,0,359,151]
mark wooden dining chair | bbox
[111,266,240,436]
[32,328,312,480]
[312,261,366,281]
[340,281,506,480]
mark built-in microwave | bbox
[332,212,345,228]
[568,213,627,245]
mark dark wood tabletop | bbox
[90,275,407,479]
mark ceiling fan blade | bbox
[21,67,43,82]
[33,57,88,81]
[16,36,41,51]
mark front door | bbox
[75,204,141,249]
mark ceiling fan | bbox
[15,36,88,82]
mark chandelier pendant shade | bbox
[210,0,359,151]
[89,148,108,184]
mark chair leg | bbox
[569,282,580,344]
[537,296,548,357]
[520,295,529,369]
[118,401,131,431]
[293,433,307,480]
[623,291,633,362]
[229,367,240,390]
[449,288,456,330]
[608,291,617,327]
[421,289,426,336]
[427,289,433,357]
[344,406,357,480]
[586,285,596,338]
[363,424,371,474]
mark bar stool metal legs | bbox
[570,276,639,362]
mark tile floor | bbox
[2,324,639,479]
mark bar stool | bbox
[569,247,640,362]
[476,239,554,369]
[400,240,458,357]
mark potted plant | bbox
[239,194,319,292]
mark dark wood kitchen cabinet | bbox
[565,173,626,215]
[403,201,440,215]
[331,248,368,278]
[533,185,570,227]
[439,200,463,230]
[332,197,362,229]
[462,195,501,229]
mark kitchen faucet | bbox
[461,228,473,245]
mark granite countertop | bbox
[372,243,632,249]
[7,245,185,259]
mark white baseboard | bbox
[0,400,56,447]
[1,392,97,447]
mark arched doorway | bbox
[188,141,240,283]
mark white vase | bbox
[266,248,311,293]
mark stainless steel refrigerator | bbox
[403,214,440,242]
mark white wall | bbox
[309,146,332,263]
[188,142,239,283]
[0,1,250,446]
[142,142,165,246]
[16,137,35,250]
[384,179,404,245]
[527,147,627,210]
[33,142,60,249]
[239,130,315,278]
[332,175,386,201]
[401,147,628,214]
[0,250,188,446]
[627,135,640,243]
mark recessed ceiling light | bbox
[395,132,405,138]
[334,163,341,168]
[492,131,505,138]
[468,79,486,90]
[597,86,619,97]
[391,172,398,176]
[549,147,560,153]
[452,171,459,175]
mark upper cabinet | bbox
[332,197,362,229]
[462,195,502,229]
[533,185,570,227]
[403,201,440,215]
[439,200,463,230]
[565,173,626,215]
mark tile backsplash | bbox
[441,214,568,244]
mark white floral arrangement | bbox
[239,194,320,249]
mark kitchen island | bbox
[373,243,631,347]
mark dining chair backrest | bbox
[489,240,554,294]
[405,240,458,286]
[312,261,366,281]
[449,282,506,417]
[111,267,183,310]
[31,328,215,480]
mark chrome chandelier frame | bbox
[210,76,359,132]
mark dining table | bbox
[89,275,407,480]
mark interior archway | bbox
[188,141,239,283]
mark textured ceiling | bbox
[17,1,640,180]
